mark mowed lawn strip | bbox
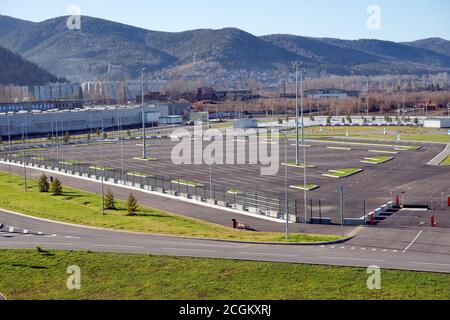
[361,156,394,165]
[0,171,339,243]
[1,250,449,300]
[441,156,450,166]
[323,168,362,178]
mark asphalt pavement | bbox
[1,209,450,273]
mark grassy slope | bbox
[1,250,449,300]
[0,171,339,243]
[441,156,450,166]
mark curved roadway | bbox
[1,209,450,273]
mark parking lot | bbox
[10,128,448,224]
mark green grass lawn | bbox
[361,156,394,165]
[290,184,319,191]
[304,126,449,143]
[283,162,317,169]
[441,156,450,166]
[1,249,449,300]
[0,171,339,244]
[324,168,362,178]
[171,180,204,188]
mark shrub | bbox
[38,174,50,193]
[63,131,70,144]
[126,193,138,216]
[50,178,63,196]
[104,189,116,210]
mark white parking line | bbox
[403,230,423,253]
[320,256,385,263]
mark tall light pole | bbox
[209,162,213,200]
[99,127,105,215]
[141,68,147,159]
[22,123,27,192]
[293,62,301,166]
[279,130,289,240]
[119,115,124,183]
[7,113,11,153]
[366,76,370,118]
[300,68,308,223]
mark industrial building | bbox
[0,100,83,113]
[0,105,160,137]
[423,118,450,129]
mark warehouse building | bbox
[423,118,450,128]
[0,105,160,137]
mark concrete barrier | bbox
[344,218,365,226]
[309,217,333,224]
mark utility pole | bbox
[141,68,147,159]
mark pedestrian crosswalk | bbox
[321,244,399,254]
[0,224,79,239]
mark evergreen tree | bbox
[63,131,70,144]
[50,178,63,196]
[104,189,116,210]
[126,193,138,216]
[38,174,50,192]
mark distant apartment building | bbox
[305,89,359,99]
[0,83,81,103]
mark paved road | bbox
[1,209,450,273]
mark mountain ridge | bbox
[1,15,450,82]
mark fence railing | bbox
[0,151,301,223]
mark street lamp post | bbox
[22,123,27,192]
[141,68,147,159]
[300,68,308,223]
[99,128,105,215]
[279,130,290,239]
[293,62,301,166]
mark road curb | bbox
[0,207,350,247]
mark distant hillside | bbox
[146,28,301,68]
[0,46,63,85]
[1,15,450,81]
[403,38,450,58]
[0,15,34,38]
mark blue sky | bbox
[1,0,449,41]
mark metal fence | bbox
[0,151,301,223]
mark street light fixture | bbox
[99,127,105,215]
[293,62,301,166]
[141,67,147,159]
[22,123,27,193]
[279,130,290,240]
